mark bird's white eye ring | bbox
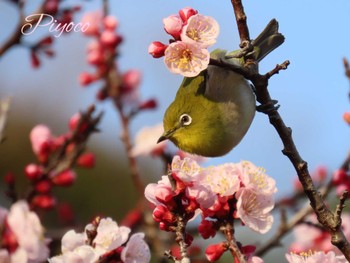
[179,114,192,126]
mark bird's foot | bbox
[256,100,280,114]
[225,40,254,59]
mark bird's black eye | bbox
[179,114,192,126]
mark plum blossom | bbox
[29,124,53,156]
[130,123,167,157]
[286,251,347,263]
[93,218,131,254]
[236,188,274,234]
[171,155,202,183]
[150,7,219,77]
[164,41,210,77]
[49,217,150,263]
[4,200,50,262]
[144,175,173,205]
[121,233,151,263]
[181,14,220,48]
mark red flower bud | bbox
[77,152,95,168]
[35,180,52,193]
[120,208,143,228]
[39,36,53,46]
[199,220,216,239]
[179,7,198,23]
[24,164,43,181]
[52,170,76,186]
[138,99,157,111]
[103,16,118,30]
[30,50,40,68]
[205,243,227,262]
[79,72,96,86]
[1,222,19,253]
[32,194,56,210]
[333,169,348,185]
[148,41,168,58]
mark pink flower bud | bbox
[179,7,198,23]
[30,125,53,157]
[343,112,350,125]
[155,185,173,204]
[81,11,102,36]
[52,170,76,186]
[79,72,96,86]
[35,180,52,193]
[103,15,119,30]
[87,49,104,65]
[122,69,142,91]
[69,114,81,132]
[32,194,56,210]
[205,243,226,262]
[148,41,168,58]
[163,15,183,39]
[100,30,122,47]
[77,152,95,168]
[138,99,157,111]
[24,164,43,181]
[333,169,348,185]
[198,220,216,239]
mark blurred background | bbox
[0,0,349,261]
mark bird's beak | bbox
[157,126,179,144]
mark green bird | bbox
[158,19,284,157]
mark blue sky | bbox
[0,0,350,198]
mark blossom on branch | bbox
[149,7,219,77]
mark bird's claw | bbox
[256,100,280,114]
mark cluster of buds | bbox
[48,216,150,262]
[30,1,81,68]
[0,200,50,262]
[148,7,219,77]
[4,109,100,211]
[145,156,276,262]
[79,11,157,114]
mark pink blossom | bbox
[237,161,277,196]
[249,256,264,263]
[121,69,142,104]
[93,218,130,253]
[7,200,50,262]
[103,15,118,30]
[61,230,85,254]
[130,123,167,157]
[164,41,210,77]
[121,233,151,263]
[81,11,102,36]
[171,155,202,183]
[163,15,183,39]
[29,124,53,156]
[179,7,198,23]
[48,245,98,263]
[236,188,274,234]
[286,251,347,263]
[181,14,219,48]
[144,176,173,206]
[148,41,168,58]
[100,30,121,47]
[202,164,241,197]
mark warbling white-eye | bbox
[158,19,284,157]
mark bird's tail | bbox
[252,19,285,62]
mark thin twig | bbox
[221,222,246,263]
